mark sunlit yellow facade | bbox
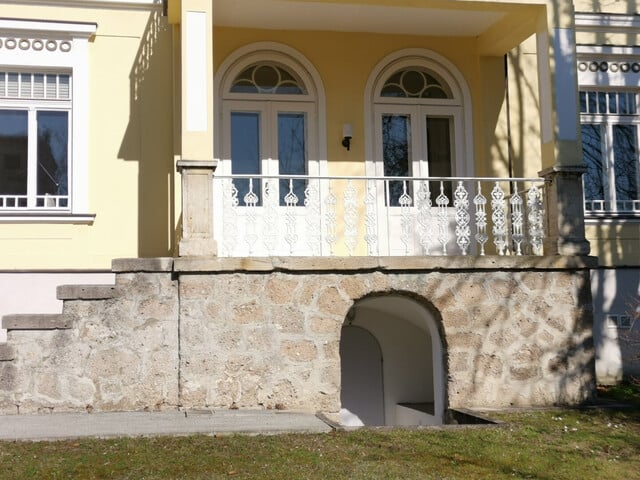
[0,0,637,380]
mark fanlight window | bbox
[380,69,452,99]
[230,63,307,95]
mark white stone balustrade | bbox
[213,175,547,257]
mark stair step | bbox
[0,344,14,361]
[2,314,74,331]
[57,284,118,300]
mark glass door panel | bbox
[231,111,261,205]
[425,116,453,199]
[277,112,306,206]
[382,114,411,206]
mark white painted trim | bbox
[0,0,160,9]
[363,48,474,179]
[553,28,579,142]
[0,19,96,36]
[0,19,95,215]
[575,12,640,30]
[0,214,95,223]
[577,45,640,56]
[185,11,208,132]
[536,30,553,144]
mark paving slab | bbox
[0,410,332,442]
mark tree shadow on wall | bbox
[118,10,175,257]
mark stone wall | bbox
[0,271,179,414]
[0,256,596,415]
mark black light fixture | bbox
[342,123,353,151]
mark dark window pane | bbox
[612,125,638,201]
[598,92,607,114]
[278,113,306,206]
[608,92,617,113]
[231,112,261,206]
[37,111,69,197]
[426,116,453,200]
[382,114,410,206]
[0,110,28,195]
[581,124,604,201]
[579,92,586,113]
[587,91,597,113]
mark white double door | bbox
[217,100,319,256]
[372,104,461,256]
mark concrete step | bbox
[57,284,118,300]
[2,314,75,331]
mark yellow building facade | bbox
[0,0,637,383]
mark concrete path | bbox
[0,410,333,442]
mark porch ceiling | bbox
[213,0,542,54]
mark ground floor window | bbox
[580,90,640,214]
[0,71,71,209]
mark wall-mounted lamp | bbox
[342,123,353,151]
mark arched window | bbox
[365,49,473,255]
[216,44,325,206]
[214,43,326,256]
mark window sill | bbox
[0,212,96,224]
[585,212,640,223]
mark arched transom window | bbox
[380,68,452,99]
[230,62,307,95]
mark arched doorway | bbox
[340,295,445,426]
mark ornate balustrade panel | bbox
[212,175,547,257]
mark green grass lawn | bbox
[1,404,639,480]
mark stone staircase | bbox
[0,258,179,415]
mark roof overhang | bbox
[169,0,545,55]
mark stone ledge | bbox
[112,257,174,273]
[2,314,74,331]
[173,255,598,273]
[0,344,15,361]
[57,284,118,300]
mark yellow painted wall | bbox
[213,27,511,178]
[0,3,175,269]
[586,223,640,266]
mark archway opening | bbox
[340,295,445,427]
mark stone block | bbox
[112,257,174,272]
[0,344,15,361]
[2,314,74,330]
[57,284,118,300]
[281,340,317,362]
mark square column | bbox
[536,1,590,255]
[169,0,215,256]
[177,160,217,256]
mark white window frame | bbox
[579,90,640,215]
[0,19,96,222]
[215,42,327,176]
[365,49,474,179]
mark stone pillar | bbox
[535,1,590,255]
[177,160,217,256]
[540,165,590,255]
[169,0,215,256]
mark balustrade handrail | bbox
[213,173,548,183]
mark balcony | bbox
[211,175,547,258]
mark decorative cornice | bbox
[0,37,73,53]
[577,60,640,74]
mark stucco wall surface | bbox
[0,258,595,415]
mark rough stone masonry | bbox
[0,256,596,415]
